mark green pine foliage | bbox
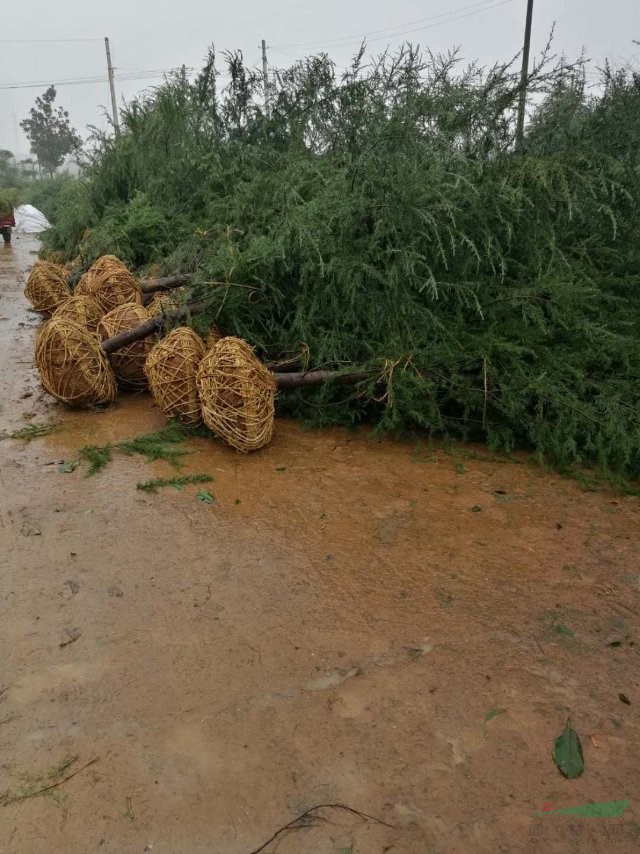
[38,46,640,478]
[136,474,213,493]
[79,423,194,475]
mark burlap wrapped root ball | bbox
[24,261,71,315]
[145,327,206,426]
[196,337,276,452]
[88,255,142,313]
[35,317,117,407]
[52,295,103,333]
[97,302,153,389]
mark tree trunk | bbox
[101,299,209,355]
[100,303,372,390]
[274,370,374,388]
[139,273,193,293]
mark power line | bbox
[271,0,514,51]
[0,69,194,91]
[0,37,103,44]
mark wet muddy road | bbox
[1,237,639,853]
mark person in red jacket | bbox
[0,207,16,245]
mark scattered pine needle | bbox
[10,422,58,442]
[79,422,194,476]
[137,473,213,493]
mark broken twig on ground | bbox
[248,803,394,854]
[1,757,99,806]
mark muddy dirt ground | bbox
[0,236,639,854]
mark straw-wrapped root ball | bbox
[147,289,186,317]
[35,317,117,407]
[74,254,116,296]
[196,337,276,453]
[24,261,71,315]
[206,324,225,349]
[89,256,142,313]
[97,302,153,389]
[74,268,96,296]
[145,327,206,426]
[52,295,103,333]
[64,255,83,278]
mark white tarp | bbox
[14,205,51,234]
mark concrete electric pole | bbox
[105,37,120,134]
[515,0,534,151]
[261,39,270,116]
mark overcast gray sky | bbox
[1,0,638,158]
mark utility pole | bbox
[261,39,270,116]
[104,37,120,134]
[515,0,534,151]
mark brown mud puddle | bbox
[1,237,639,853]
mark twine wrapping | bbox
[35,317,117,407]
[97,302,153,388]
[145,327,206,426]
[196,337,276,452]
[24,261,71,316]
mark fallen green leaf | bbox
[471,505,482,512]
[553,720,584,779]
[276,466,287,472]
[554,624,575,638]
[484,708,506,726]
[58,461,79,474]
[197,491,215,504]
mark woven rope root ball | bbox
[145,327,206,426]
[52,295,104,333]
[35,317,117,407]
[89,256,142,313]
[24,261,71,315]
[196,337,276,453]
[74,253,117,296]
[206,324,225,349]
[97,302,153,389]
[146,289,186,317]
[74,268,96,296]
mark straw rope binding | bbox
[145,327,206,426]
[146,289,186,317]
[206,324,225,349]
[24,261,71,315]
[35,317,117,407]
[52,295,104,333]
[97,302,153,388]
[196,337,276,452]
[88,255,142,313]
